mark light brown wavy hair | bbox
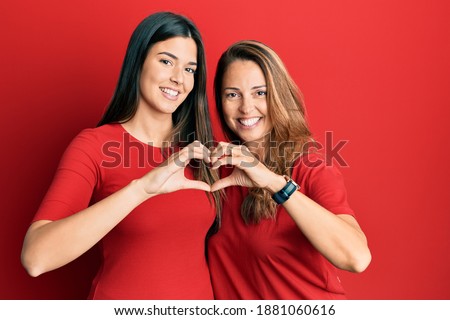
[214,40,314,224]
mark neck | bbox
[122,109,173,147]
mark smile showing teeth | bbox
[238,117,260,127]
[160,87,179,97]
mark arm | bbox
[21,140,211,277]
[267,174,371,273]
[210,142,371,273]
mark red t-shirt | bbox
[207,154,354,299]
[33,124,215,299]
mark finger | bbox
[211,155,257,170]
[188,140,211,162]
[209,157,230,169]
[213,144,249,162]
[230,144,251,158]
[211,176,235,192]
[176,143,211,165]
[209,151,225,164]
[189,149,211,164]
[209,152,226,164]
[210,143,237,163]
[209,143,226,162]
[210,155,239,169]
[182,180,211,192]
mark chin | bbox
[240,135,263,144]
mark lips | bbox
[238,117,261,127]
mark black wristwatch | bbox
[271,175,300,205]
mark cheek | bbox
[265,119,274,132]
[222,104,235,126]
[224,118,235,132]
[138,77,149,96]
[185,77,195,93]
[261,102,272,126]
[139,68,157,91]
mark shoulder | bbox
[291,152,347,189]
[75,123,122,142]
[59,123,123,164]
[292,152,354,215]
[68,123,123,149]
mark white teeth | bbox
[161,88,179,97]
[238,117,260,126]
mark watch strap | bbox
[271,175,300,205]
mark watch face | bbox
[286,177,299,190]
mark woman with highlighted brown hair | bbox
[207,40,371,299]
[21,12,220,299]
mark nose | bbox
[170,66,184,85]
[238,96,255,114]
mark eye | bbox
[160,59,173,66]
[225,92,240,99]
[185,67,196,74]
[256,91,267,96]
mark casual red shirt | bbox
[33,124,215,299]
[207,155,354,299]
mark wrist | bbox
[266,174,290,194]
[129,179,155,202]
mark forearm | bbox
[265,174,370,272]
[283,191,371,272]
[21,179,151,277]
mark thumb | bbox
[182,180,211,192]
[211,176,235,192]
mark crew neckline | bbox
[117,123,169,149]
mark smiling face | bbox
[138,36,197,118]
[221,59,273,144]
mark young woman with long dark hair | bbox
[21,12,220,299]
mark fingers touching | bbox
[209,142,257,170]
[174,140,211,166]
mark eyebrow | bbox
[223,85,267,90]
[157,51,197,66]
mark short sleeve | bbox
[294,155,355,217]
[32,129,102,222]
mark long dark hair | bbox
[98,12,208,143]
[98,12,221,218]
[214,40,313,224]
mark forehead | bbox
[223,60,266,86]
[149,36,197,61]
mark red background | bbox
[1,0,449,299]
